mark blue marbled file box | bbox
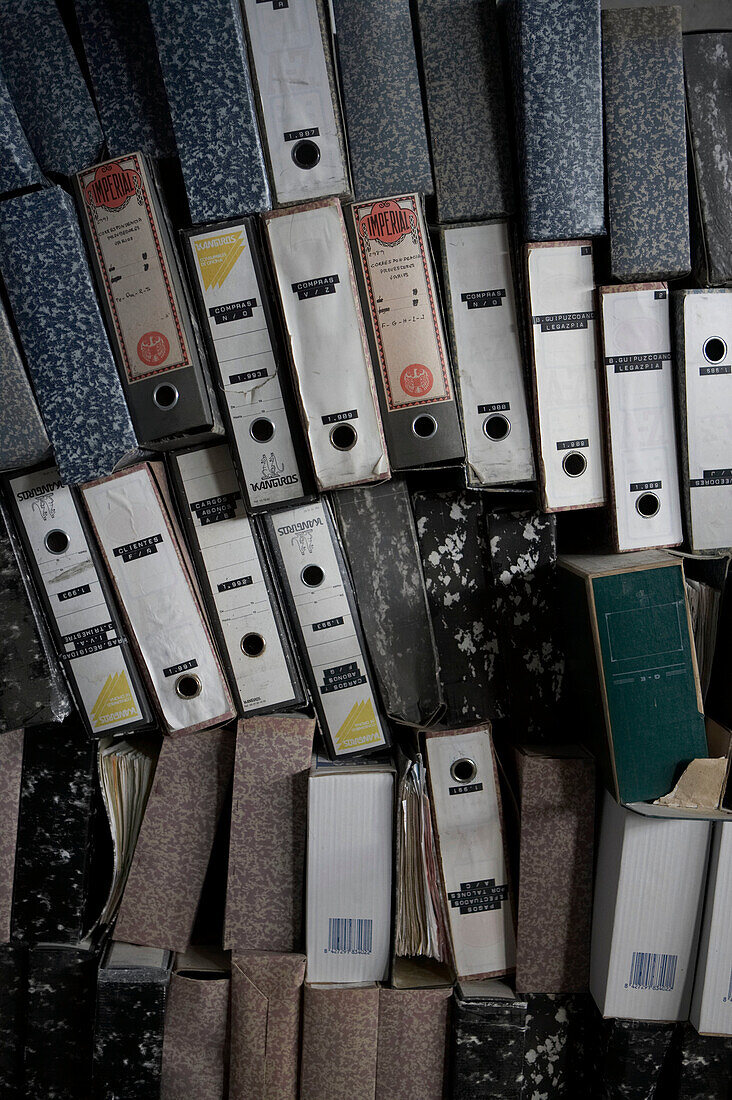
[684,33,732,288]
[331,0,433,201]
[0,187,140,485]
[414,0,514,222]
[0,299,50,473]
[147,0,271,223]
[504,0,605,241]
[0,0,104,178]
[74,0,177,160]
[0,62,45,196]
[602,6,689,283]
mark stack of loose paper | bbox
[395,756,449,961]
[685,578,721,697]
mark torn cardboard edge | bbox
[627,718,732,820]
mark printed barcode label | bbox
[327,917,373,955]
[628,951,677,991]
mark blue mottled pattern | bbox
[415,0,514,222]
[74,0,177,160]
[504,0,605,240]
[331,0,433,201]
[0,298,50,472]
[0,61,45,195]
[602,7,689,282]
[684,33,732,287]
[147,0,271,222]
[0,188,139,485]
[0,0,104,177]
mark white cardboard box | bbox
[590,790,711,1021]
[690,821,732,1036]
[306,755,393,983]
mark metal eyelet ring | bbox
[301,564,324,588]
[636,492,660,519]
[240,632,266,657]
[412,414,438,439]
[44,529,69,555]
[330,423,357,451]
[703,336,727,364]
[562,451,587,478]
[250,417,275,443]
[483,413,511,441]
[450,757,477,784]
[175,673,202,699]
[291,138,321,170]
[153,383,179,410]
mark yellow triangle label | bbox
[194,231,246,290]
[333,698,381,752]
[91,672,141,729]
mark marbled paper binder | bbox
[0,62,44,195]
[0,300,50,473]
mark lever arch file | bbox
[182,218,311,511]
[263,499,388,757]
[263,199,389,491]
[0,63,44,195]
[5,466,152,739]
[525,240,605,512]
[168,444,305,716]
[81,463,236,736]
[439,221,535,487]
[241,0,350,207]
[348,195,464,470]
[598,284,682,552]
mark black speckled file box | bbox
[449,984,528,1099]
[74,0,177,160]
[411,489,504,727]
[0,0,104,177]
[0,504,71,733]
[675,1024,732,1100]
[147,0,270,223]
[0,64,44,195]
[94,943,172,1099]
[684,33,732,288]
[0,187,140,485]
[585,1007,676,1100]
[333,479,443,727]
[414,0,514,223]
[602,6,690,283]
[331,0,433,201]
[0,299,50,473]
[0,943,26,1100]
[24,944,99,1100]
[503,0,604,242]
[11,723,106,945]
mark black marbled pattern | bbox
[0,943,26,1100]
[412,489,504,727]
[24,944,98,1100]
[330,0,433,201]
[147,0,270,222]
[333,480,443,726]
[0,62,44,194]
[74,0,177,160]
[675,1024,732,1100]
[504,0,605,241]
[415,0,513,222]
[586,1009,676,1100]
[0,504,71,732]
[602,7,690,283]
[684,33,732,288]
[0,187,139,485]
[0,297,50,472]
[522,993,590,1099]
[94,956,171,1098]
[450,991,528,1099]
[0,0,104,177]
[11,724,102,945]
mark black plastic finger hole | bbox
[412,414,438,439]
[562,451,587,478]
[330,423,357,451]
[250,417,275,443]
[240,632,266,657]
[301,564,324,588]
[636,492,660,518]
[44,529,69,555]
[483,414,511,441]
[703,337,727,364]
[291,139,321,170]
[153,383,179,409]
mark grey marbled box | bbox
[331,0,433,201]
[74,0,177,160]
[333,479,443,726]
[0,0,104,178]
[684,33,732,287]
[414,0,514,223]
[0,61,45,195]
[0,187,140,485]
[504,0,605,241]
[0,298,50,473]
[602,6,690,283]
[147,0,271,223]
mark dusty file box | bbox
[263,199,389,490]
[182,218,311,512]
[82,463,235,737]
[525,240,605,512]
[305,755,394,983]
[300,984,379,1100]
[673,289,732,552]
[558,551,707,805]
[598,284,683,552]
[160,948,230,1100]
[348,195,464,470]
[591,791,711,1022]
[230,953,305,1100]
[690,822,732,1037]
[439,221,535,487]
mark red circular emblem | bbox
[400,363,433,398]
[137,331,170,367]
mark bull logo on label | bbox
[291,531,314,556]
[84,160,144,218]
[358,199,418,248]
[32,495,55,522]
